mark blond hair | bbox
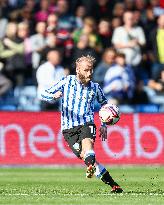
[76,55,96,65]
[84,17,96,28]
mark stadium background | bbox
[0,1,164,204]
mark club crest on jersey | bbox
[89,90,94,98]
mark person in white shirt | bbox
[36,50,65,110]
[112,11,146,67]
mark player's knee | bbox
[82,138,94,151]
[84,150,95,166]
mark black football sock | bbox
[94,163,119,188]
[101,171,119,188]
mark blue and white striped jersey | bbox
[41,75,107,130]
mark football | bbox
[99,103,120,125]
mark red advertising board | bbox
[0,112,164,165]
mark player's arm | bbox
[96,84,108,141]
[41,76,67,102]
[96,83,108,106]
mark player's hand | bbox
[53,91,63,99]
[99,125,107,141]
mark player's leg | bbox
[80,138,96,178]
[80,137,123,192]
[80,138,95,165]
[79,123,97,178]
[63,126,123,192]
[79,123,96,163]
[63,127,96,178]
[79,124,123,192]
[94,161,123,193]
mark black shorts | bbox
[62,123,96,158]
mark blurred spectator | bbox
[145,69,164,104]
[98,18,112,49]
[46,13,74,62]
[134,0,148,23]
[90,0,116,22]
[93,47,116,87]
[18,0,37,34]
[135,0,147,12]
[5,22,17,40]
[111,17,122,31]
[67,0,80,14]
[71,34,97,74]
[0,72,15,110]
[25,0,36,13]
[124,0,135,11]
[134,0,147,11]
[30,21,47,69]
[73,17,102,52]
[113,2,125,18]
[4,22,34,85]
[103,53,135,104]
[131,80,149,104]
[112,11,146,67]
[149,14,164,79]
[74,5,86,29]
[0,18,8,39]
[35,0,50,22]
[48,0,58,13]
[0,22,24,84]
[112,11,147,82]
[0,0,8,39]
[7,0,24,9]
[0,22,18,52]
[46,13,58,33]
[17,21,33,84]
[56,0,76,32]
[79,0,95,16]
[149,0,164,17]
[0,73,12,96]
[16,21,30,46]
[144,8,157,46]
[133,10,144,27]
[0,0,10,19]
[0,22,19,60]
[36,50,65,110]
[40,31,63,64]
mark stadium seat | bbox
[14,86,41,111]
[135,104,159,113]
[119,105,135,113]
[0,89,17,111]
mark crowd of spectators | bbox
[0,0,164,112]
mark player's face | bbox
[76,60,93,84]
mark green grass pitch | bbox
[0,167,164,205]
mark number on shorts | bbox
[89,125,96,136]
